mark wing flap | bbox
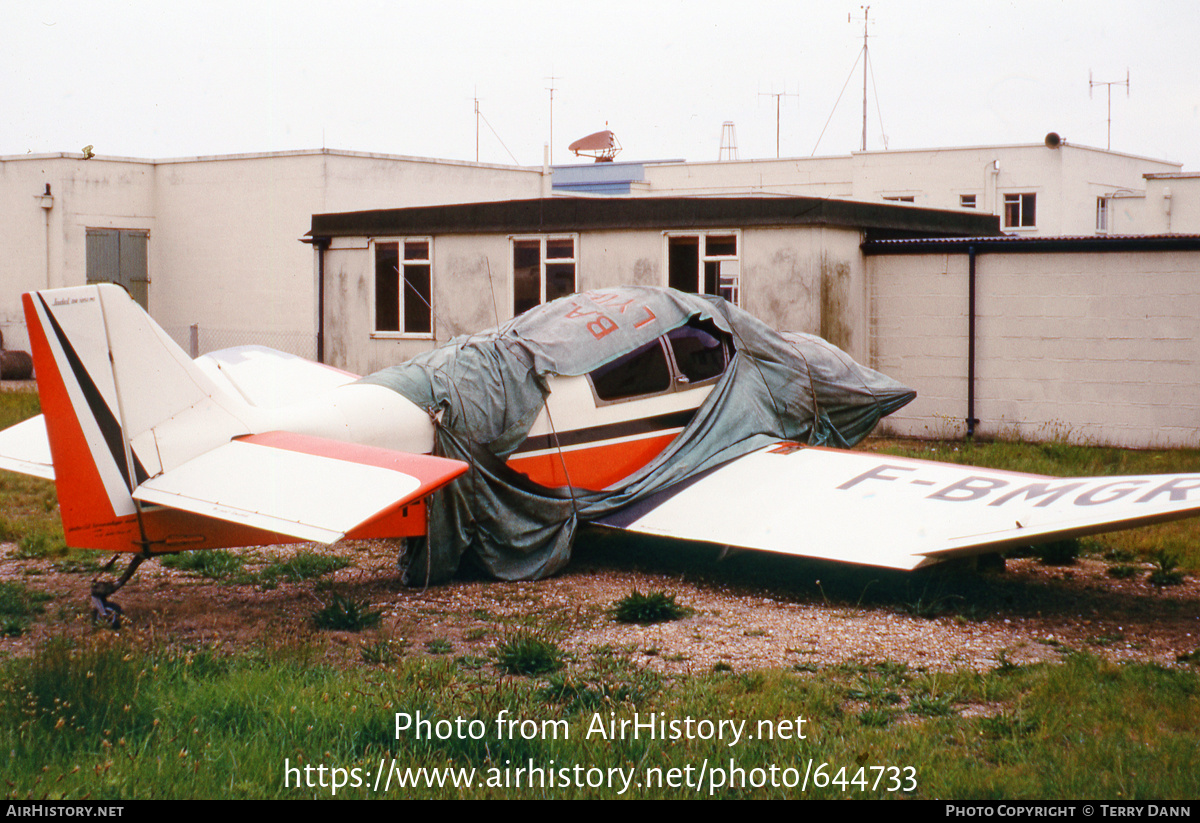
[133,432,467,544]
[598,444,1200,570]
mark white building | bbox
[552,141,1184,237]
[0,149,543,354]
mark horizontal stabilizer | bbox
[598,444,1200,570]
[0,415,55,480]
[133,431,467,544]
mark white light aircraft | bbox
[1,284,1199,622]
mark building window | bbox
[666,232,741,306]
[960,194,977,209]
[1003,193,1037,228]
[86,228,149,309]
[374,238,432,336]
[1096,197,1109,232]
[513,235,576,316]
[882,195,915,203]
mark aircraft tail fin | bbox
[24,285,254,550]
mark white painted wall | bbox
[868,249,1200,448]
[323,223,868,375]
[636,144,1181,237]
[0,155,157,351]
[0,150,543,358]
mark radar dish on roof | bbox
[568,129,622,162]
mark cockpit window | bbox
[589,340,672,401]
[667,320,728,384]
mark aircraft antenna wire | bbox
[542,401,580,518]
[485,258,501,327]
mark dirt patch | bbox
[3,531,1197,674]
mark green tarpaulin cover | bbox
[361,287,914,582]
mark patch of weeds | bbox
[1106,564,1139,579]
[980,711,1039,739]
[609,589,693,625]
[992,648,1023,674]
[454,655,488,670]
[311,592,382,632]
[258,551,349,587]
[1175,649,1200,665]
[0,581,53,635]
[857,706,898,727]
[14,531,67,559]
[908,693,957,717]
[846,675,903,705]
[1036,538,1080,566]
[1085,633,1125,647]
[52,552,104,574]
[742,628,769,637]
[1037,637,1074,656]
[792,662,819,673]
[900,587,962,619]
[159,549,244,579]
[494,628,564,676]
[1103,547,1137,563]
[425,638,453,655]
[712,661,733,673]
[470,609,495,621]
[360,638,404,664]
[463,627,490,642]
[1148,551,1185,587]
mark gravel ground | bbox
[3,530,1197,674]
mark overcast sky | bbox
[4,0,1197,169]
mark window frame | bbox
[510,233,578,317]
[370,236,434,339]
[662,230,742,306]
[959,194,977,209]
[1096,196,1109,233]
[1002,192,1038,230]
[584,319,734,407]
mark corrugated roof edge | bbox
[863,234,1200,254]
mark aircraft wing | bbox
[0,415,54,480]
[132,431,468,544]
[598,443,1200,570]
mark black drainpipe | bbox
[315,239,328,364]
[966,244,980,438]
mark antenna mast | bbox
[546,73,561,164]
[1089,69,1130,151]
[759,88,800,158]
[853,6,871,151]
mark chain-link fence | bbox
[162,325,317,360]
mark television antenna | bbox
[546,73,561,164]
[812,6,888,155]
[758,87,799,158]
[1089,69,1130,151]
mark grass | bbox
[311,592,382,631]
[0,636,1196,799]
[494,628,565,675]
[609,589,693,625]
[0,581,54,636]
[159,549,245,579]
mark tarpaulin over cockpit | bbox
[360,287,915,582]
